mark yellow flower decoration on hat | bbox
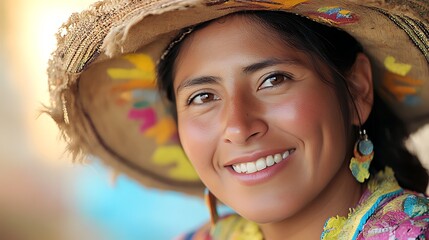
[382,56,425,105]
[207,0,307,10]
[153,146,199,181]
[253,0,308,9]
[108,53,199,182]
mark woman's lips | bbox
[231,149,295,174]
[225,148,296,185]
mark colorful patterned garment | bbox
[321,168,429,239]
[179,168,429,240]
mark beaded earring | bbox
[204,188,219,226]
[349,129,374,183]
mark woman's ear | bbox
[349,53,374,125]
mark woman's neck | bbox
[258,162,364,240]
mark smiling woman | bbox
[157,10,429,239]
[47,0,429,239]
[171,14,357,226]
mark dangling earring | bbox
[349,129,374,183]
[204,188,218,226]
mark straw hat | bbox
[47,0,429,196]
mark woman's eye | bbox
[258,73,293,90]
[188,92,220,105]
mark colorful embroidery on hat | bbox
[108,54,156,89]
[307,6,358,25]
[152,146,200,181]
[382,56,424,105]
[128,107,157,132]
[206,0,307,10]
[384,56,412,76]
[144,118,177,145]
[254,0,308,9]
[108,54,157,106]
[108,53,178,144]
[108,53,199,182]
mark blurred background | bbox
[0,1,211,239]
[0,1,428,240]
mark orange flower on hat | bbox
[207,0,307,10]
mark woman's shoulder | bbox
[357,190,429,239]
[176,214,262,240]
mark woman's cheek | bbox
[266,92,328,153]
[266,96,304,129]
[179,114,219,170]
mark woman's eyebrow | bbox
[242,58,300,74]
[176,76,220,95]
[175,58,300,94]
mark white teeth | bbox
[232,164,241,173]
[247,162,257,173]
[240,163,247,173]
[274,153,282,163]
[282,151,289,159]
[231,149,294,174]
[266,155,275,166]
[256,158,267,171]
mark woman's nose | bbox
[222,94,268,145]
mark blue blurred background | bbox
[0,0,427,239]
[71,160,210,240]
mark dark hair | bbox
[157,11,428,192]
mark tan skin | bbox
[173,15,373,239]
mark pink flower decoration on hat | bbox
[108,54,177,144]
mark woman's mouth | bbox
[231,149,295,174]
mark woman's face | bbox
[173,15,349,223]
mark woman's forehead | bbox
[173,15,321,82]
[175,14,306,68]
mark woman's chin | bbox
[233,204,299,224]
